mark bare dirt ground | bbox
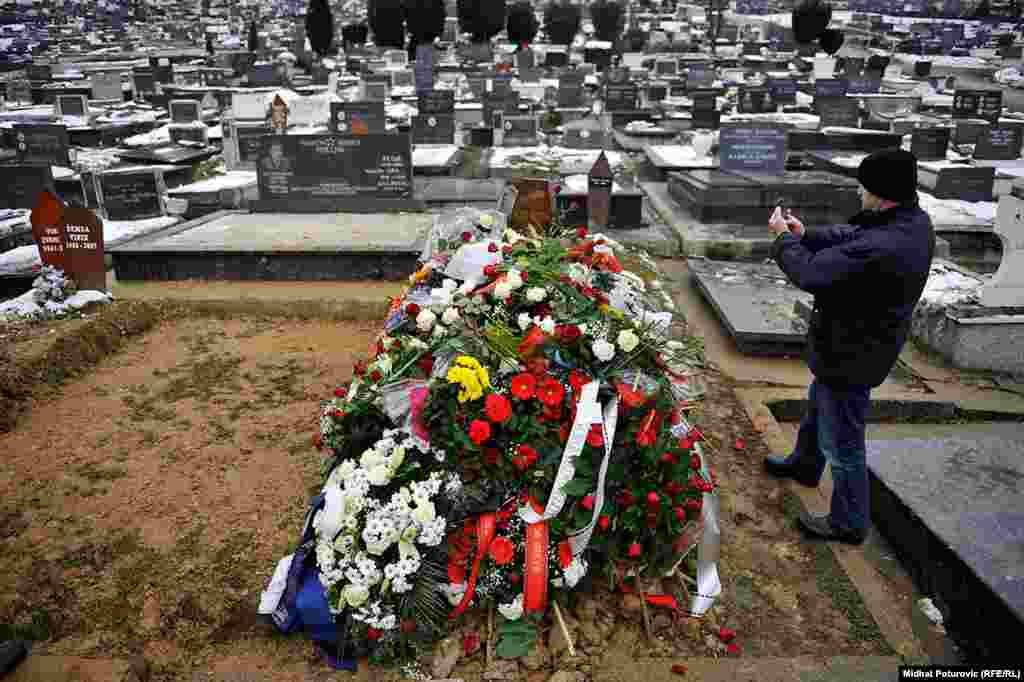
[0,312,895,681]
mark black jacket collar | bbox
[848,200,920,228]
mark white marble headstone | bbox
[980,192,1024,307]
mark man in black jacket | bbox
[764,149,935,544]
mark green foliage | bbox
[495,616,538,658]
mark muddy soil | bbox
[0,316,893,681]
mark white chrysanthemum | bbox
[494,282,513,300]
[567,263,589,283]
[617,329,640,353]
[498,593,524,621]
[593,339,616,362]
[368,464,392,486]
[342,584,370,608]
[412,499,436,525]
[442,307,460,325]
[563,556,588,588]
[539,316,556,335]
[506,269,523,289]
[416,309,436,332]
[526,286,547,302]
[517,312,533,331]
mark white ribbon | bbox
[568,396,619,556]
[689,441,721,616]
[518,381,604,525]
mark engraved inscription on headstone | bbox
[974,127,1023,161]
[170,99,201,124]
[14,125,70,166]
[910,127,951,162]
[62,206,106,292]
[56,95,88,118]
[97,170,164,221]
[719,123,788,175]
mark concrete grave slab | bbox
[688,257,810,356]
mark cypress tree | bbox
[305,0,335,60]
[544,1,581,48]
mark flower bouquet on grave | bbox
[261,207,721,672]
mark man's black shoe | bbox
[797,511,867,545]
[763,455,820,487]
[0,640,27,673]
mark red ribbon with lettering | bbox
[522,520,549,613]
[450,513,496,619]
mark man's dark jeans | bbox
[783,379,872,534]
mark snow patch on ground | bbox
[918,193,997,226]
[0,288,112,321]
[920,261,983,307]
[168,171,258,194]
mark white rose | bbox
[617,329,640,353]
[517,312,533,331]
[593,339,616,362]
[443,278,458,291]
[526,286,547,302]
[494,282,513,300]
[368,464,392,486]
[506,269,523,289]
[416,309,436,332]
[498,594,524,621]
[412,500,437,525]
[342,584,370,608]
[442,307,460,325]
[390,445,406,471]
[361,449,383,470]
[578,323,588,336]
[432,324,447,338]
[539,316,556,335]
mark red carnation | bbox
[559,540,573,568]
[488,242,499,253]
[485,393,513,424]
[690,455,701,471]
[557,324,581,344]
[537,378,565,408]
[483,264,498,279]
[334,386,347,398]
[489,536,515,565]
[718,627,737,643]
[405,302,420,317]
[587,424,604,448]
[469,419,491,445]
[628,542,642,558]
[367,627,383,641]
[675,506,686,522]
[646,491,661,508]
[510,373,537,400]
[598,515,610,531]
[417,354,435,375]
[576,227,588,239]
[581,494,595,511]
[461,230,473,242]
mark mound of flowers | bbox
[260,208,721,672]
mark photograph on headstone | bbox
[737,86,774,114]
[330,101,386,135]
[817,97,860,129]
[501,116,539,146]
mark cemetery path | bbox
[0,308,903,680]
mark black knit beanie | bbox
[857,149,918,202]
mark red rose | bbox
[370,370,382,383]
[518,444,538,465]
[559,540,573,569]
[483,264,498,279]
[576,227,588,239]
[488,242,499,253]
[674,506,686,522]
[485,393,513,423]
[690,455,701,471]
[488,536,515,565]
[734,438,745,451]
[536,377,565,408]
[367,627,383,640]
[510,373,537,400]
[417,354,435,375]
[646,491,661,508]
[461,231,473,242]
[334,386,347,398]
[587,424,604,448]
[520,271,529,282]
[405,302,420,317]
[557,324,581,344]
[333,408,345,418]
[660,452,676,465]
[469,419,491,445]
[726,642,740,656]
[628,542,642,558]
[581,494,595,511]
[719,627,737,643]
[598,515,610,531]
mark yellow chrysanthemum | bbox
[446,356,490,402]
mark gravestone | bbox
[692,109,721,130]
[234,125,273,169]
[545,50,569,68]
[169,125,210,145]
[413,114,455,145]
[562,117,608,150]
[418,90,456,116]
[817,97,860,129]
[0,166,55,210]
[687,63,715,89]
[170,99,201,124]
[655,58,679,78]
[30,190,68,270]
[911,127,951,161]
[719,123,787,175]
[605,83,640,112]
[466,72,487,99]
[501,116,538,146]
[255,134,418,212]
[149,56,173,84]
[391,68,415,90]
[558,73,586,109]
[90,70,122,101]
[815,78,849,99]
[847,76,881,94]
[26,63,53,82]
[954,120,992,146]
[844,56,866,77]
[363,74,390,101]
[14,125,70,166]
[132,68,155,97]
[974,127,1024,162]
[588,151,613,230]
[924,165,995,202]
[62,206,106,291]
[767,77,797,105]
[953,89,1002,122]
[737,86,774,114]
[647,83,668,103]
[248,63,282,87]
[98,170,165,220]
[980,189,1024,307]
[56,94,88,118]
[330,101,386,135]
[7,79,32,104]
[415,44,435,96]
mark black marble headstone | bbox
[932,166,995,202]
[815,78,849,99]
[501,116,538,146]
[974,127,1023,161]
[910,127,951,161]
[13,125,70,166]
[98,171,163,220]
[606,83,640,112]
[558,73,586,108]
[418,90,456,115]
[412,114,455,145]
[767,77,797,105]
[817,97,860,129]
[330,101,387,135]
[719,123,787,175]
[0,165,55,209]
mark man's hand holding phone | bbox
[769,205,804,238]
